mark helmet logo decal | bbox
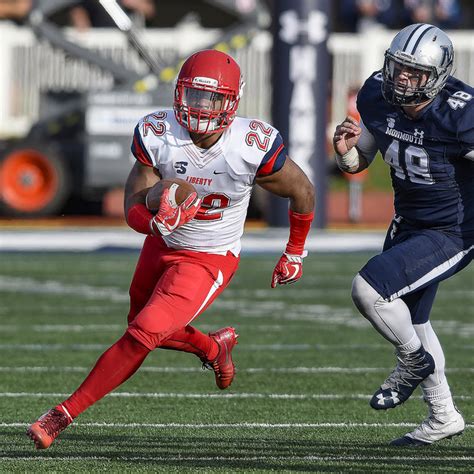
[440,45,453,68]
[192,77,219,88]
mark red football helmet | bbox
[174,50,244,134]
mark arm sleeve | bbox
[285,209,314,255]
[256,133,287,177]
[356,119,378,165]
[126,203,154,235]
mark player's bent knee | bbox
[127,305,178,350]
[351,274,381,317]
[126,326,157,351]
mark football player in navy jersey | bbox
[333,23,473,446]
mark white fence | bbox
[327,29,474,128]
[0,22,472,139]
[0,22,272,138]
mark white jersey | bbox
[131,109,286,255]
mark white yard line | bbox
[1,325,471,347]
[0,276,128,302]
[0,323,342,333]
[1,342,472,351]
[0,366,472,374]
[1,455,472,462]
[1,421,472,429]
[0,392,471,400]
[0,344,111,350]
[1,277,473,336]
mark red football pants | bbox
[126,235,239,350]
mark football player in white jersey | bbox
[27,49,315,449]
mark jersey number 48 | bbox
[384,139,434,185]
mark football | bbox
[146,178,197,211]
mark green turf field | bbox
[0,252,472,472]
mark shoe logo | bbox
[376,391,399,406]
[213,170,226,175]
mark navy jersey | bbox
[357,72,474,234]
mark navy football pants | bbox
[360,217,474,324]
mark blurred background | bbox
[0,0,473,228]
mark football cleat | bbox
[202,327,238,390]
[27,405,73,449]
[370,347,435,410]
[391,405,465,446]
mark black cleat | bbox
[370,347,435,410]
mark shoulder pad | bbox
[131,109,174,166]
[357,71,385,123]
[224,117,287,178]
[435,78,474,137]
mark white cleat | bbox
[391,405,465,446]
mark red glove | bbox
[271,251,307,288]
[271,209,313,288]
[150,188,201,236]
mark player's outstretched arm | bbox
[256,158,315,288]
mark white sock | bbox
[352,274,422,350]
[414,321,454,406]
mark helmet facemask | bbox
[382,52,438,106]
[174,78,240,134]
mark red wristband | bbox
[126,203,154,235]
[285,209,314,255]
